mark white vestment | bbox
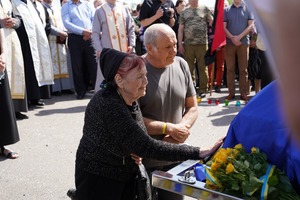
[102,2,128,52]
[45,3,69,79]
[0,0,25,99]
[11,0,54,86]
[93,2,132,93]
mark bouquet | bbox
[205,144,300,200]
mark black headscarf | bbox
[100,48,128,82]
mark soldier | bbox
[178,0,213,98]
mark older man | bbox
[139,23,198,200]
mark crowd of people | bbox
[0,0,278,199]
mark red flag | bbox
[211,0,226,54]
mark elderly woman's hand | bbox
[131,154,142,165]
[199,137,224,159]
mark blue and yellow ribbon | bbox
[246,164,276,199]
[260,164,276,200]
[205,167,222,187]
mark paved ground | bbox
[0,88,254,200]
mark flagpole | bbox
[210,62,215,96]
[209,0,225,96]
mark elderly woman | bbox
[72,48,223,200]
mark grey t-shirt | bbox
[139,56,196,168]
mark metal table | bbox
[152,160,242,200]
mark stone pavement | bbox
[0,88,254,200]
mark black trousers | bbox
[258,49,274,89]
[0,70,19,146]
[68,34,97,96]
[75,166,135,200]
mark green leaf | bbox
[266,186,279,200]
[233,160,247,171]
[253,163,262,171]
[244,160,250,168]
[268,175,279,187]
[279,174,293,186]
[206,160,213,166]
[249,176,263,187]
[233,173,245,181]
[231,182,240,191]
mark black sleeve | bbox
[44,6,51,36]
[138,0,150,21]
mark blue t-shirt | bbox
[224,4,254,45]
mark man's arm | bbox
[169,13,175,27]
[143,116,190,143]
[224,20,254,46]
[125,7,136,53]
[143,117,167,135]
[207,7,213,27]
[0,14,21,30]
[224,21,234,40]
[44,6,51,36]
[180,95,198,127]
[61,3,85,35]
[11,14,21,29]
[140,7,163,27]
[0,29,6,70]
[82,2,94,41]
[236,19,254,41]
[224,21,241,46]
[177,23,185,54]
[91,9,103,57]
[143,96,198,143]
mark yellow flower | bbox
[217,151,228,163]
[205,145,299,199]
[234,144,243,149]
[225,148,233,156]
[232,149,239,157]
[212,149,221,159]
[211,161,220,171]
[225,163,235,174]
[251,147,258,153]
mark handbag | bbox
[204,48,216,66]
[248,47,262,80]
[134,164,152,200]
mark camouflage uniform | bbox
[179,5,212,94]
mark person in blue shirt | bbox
[62,0,97,99]
[224,0,254,101]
